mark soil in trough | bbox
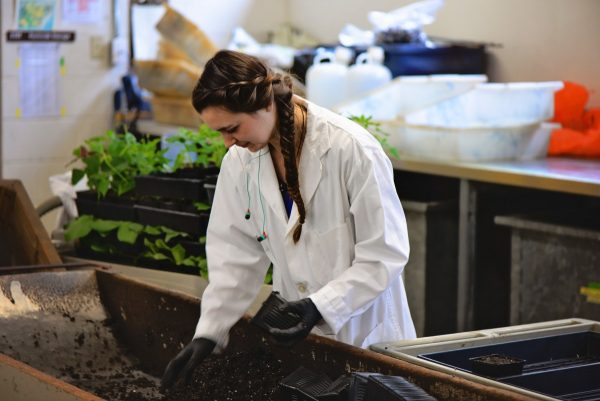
[0,305,289,400]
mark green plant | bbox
[167,125,227,170]
[193,201,211,212]
[70,130,168,197]
[65,215,208,278]
[349,115,400,160]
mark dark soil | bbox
[0,279,290,401]
[159,347,285,401]
[473,354,522,365]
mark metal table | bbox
[392,157,600,331]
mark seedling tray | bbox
[135,205,209,236]
[135,175,207,201]
[134,166,220,201]
[76,190,137,221]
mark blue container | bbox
[381,43,487,77]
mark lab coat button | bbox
[297,282,307,293]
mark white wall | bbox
[288,0,600,106]
[1,0,130,229]
[169,0,286,47]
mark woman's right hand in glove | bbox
[161,337,216,388]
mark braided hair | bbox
[193,50,306,243]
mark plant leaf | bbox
[91,219,120,233]
[170,243,186,265]
[64,215,94,241]
[72,169,85,185]
[117,222,143,244]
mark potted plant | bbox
[65,214,208,277]
[134,125,225,202]
[133,125,226,235]
[70,130,168,221]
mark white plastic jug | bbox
[346,47,392,100]
[306,47,352,109]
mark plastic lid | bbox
[367,46,385,64]
[334,46,354,65]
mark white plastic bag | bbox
[227,27,295,68]
[49,171,88,243]
[368,0,444,44]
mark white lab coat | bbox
[194,102,416,350]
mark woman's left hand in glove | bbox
[263,298,322,346]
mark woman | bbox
[161,50,415,387]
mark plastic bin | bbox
[396,172,459,336]
[371,319,600,401]
[382,121,547,162]
[406,82,563,127]
[495,211,600,325]
[418,331,600,399]
[334,74,486,120]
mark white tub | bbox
[381,121,556,162]
[405,81,564,127]
[334,74,487,120]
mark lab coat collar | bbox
[244,103,331,237]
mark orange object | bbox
[548,81,600,157]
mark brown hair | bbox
[192,50,306,243]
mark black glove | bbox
[263,298,322,346]
[161,337,216,388]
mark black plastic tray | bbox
[75,191,136,221]
[419,331,600,400]
[135,205,209,236]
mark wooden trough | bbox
[0,266,541,401]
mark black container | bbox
[469,354,525,378]
[317,375,352,401]
[135,205,209,236]
[366,375,438,401]
[134,166,220,201]
[419,331,600,399]
[349,372,379,401]
[135,175,208,201]
[204,174,218,205]
[75,190,136,221]
[251,291,300,334]
[420,332,600,375]
[501,363,600,400]
[279,366,332,401]
[179,239,205,257]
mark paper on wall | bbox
[17,0,57,30]
[19,43,61,118]
[62,0,103,25]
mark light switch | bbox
[90,35,107,60]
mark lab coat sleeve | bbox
[309,136,410,334]
[193,153,271,350]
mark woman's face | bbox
[200,104,276,153]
